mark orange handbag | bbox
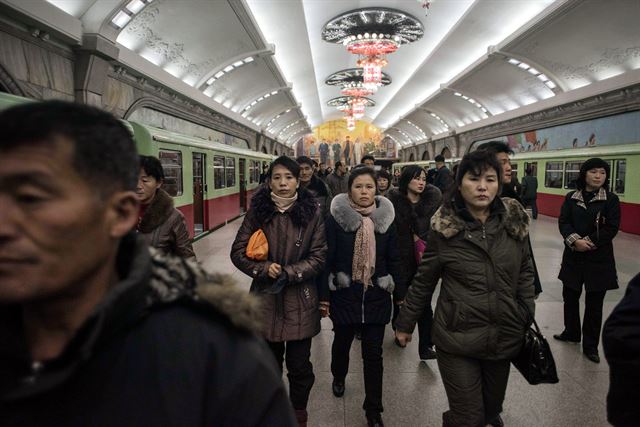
[246,229,268,261]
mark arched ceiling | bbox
[32,0,640,147]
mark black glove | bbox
[262,271,289,295]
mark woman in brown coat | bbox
[231,156,328,427]
[136,155,195,260]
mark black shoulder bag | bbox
[512,300,559,385]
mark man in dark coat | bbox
[433,155,453,193]
[0,101,296,427]
[603,272,640,426]
[297,156,332,218]
[521,167,538,219]
[476,141,543,296]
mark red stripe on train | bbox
[176,189,257,238]
[537,193,640,235]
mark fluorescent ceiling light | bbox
[545,80,557,89]
[233,61,244,67]
[527,67,539,75]
[214,71,225,78]
[207,77,216,85]
[508,58,520,65]
[126,0,145,14]
[518,62,530,70]
[243,57,254,63]
[112,11,132,28]
[223,65,234,73]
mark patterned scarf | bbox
[271,191,298,213]
[349,197,376,287]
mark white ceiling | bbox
[35,0,640,146]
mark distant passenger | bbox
[388,165,442,361]
[555,158,620,364]
[375,170,392,197]
[477,140,543,296]
[317,162,330,181]
[361,155,376,168]
[259,163,270,184]
[603,272,640,426]
[326,161,349,196]
[392,168,401,187]
[395,150,534,427]
[521,167,538,219]
[0,101,295,426]
[297,156,332,218]
[433,155,453,193]
[426,166,437,185]
[136,155,195,260]
[322,167,402,427]
[231,156,328,427]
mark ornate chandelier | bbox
[326,68,392,99]
[322,8,424,91]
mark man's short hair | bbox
[0,101,138,195]
[361,155,375,164]
[335,161,343,168]
[296,156,313,166]
[434,154,445,163]
[140,155,165,181]
[475,140,514,155]
[376,170,391,181]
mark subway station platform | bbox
[193,215,639,427]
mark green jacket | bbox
[395,197,535,360]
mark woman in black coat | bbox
[554,158,620,363]
[322,167,402,427]
[387,165,442,360]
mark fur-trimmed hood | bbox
[138,188,174,233]
[430,197,529,241]
[330,193,395,233]
[249,186,318,228]
[148,247,261,332]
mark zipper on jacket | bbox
[361,287,366,324]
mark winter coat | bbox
[603,273,640,427]
[433,166,453,193]
[230,187,327,342]
[303,175,332,218]
[137,188,195,260]
[387,186,442,293]
[322,194,403,326]
[521,175,538,200]
[558,188,620,292]
[326,171,349,196]
[0,235,296,427]
[395,197,535,360]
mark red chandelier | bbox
[344,34,399,92]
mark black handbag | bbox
[512,301,559,385]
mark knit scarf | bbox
[349,198,376,287]
[271,191,298,213]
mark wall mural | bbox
[295,119,395,166]
[474,110,640,153]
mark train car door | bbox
[239,158,247,213]
[192,153,206,235]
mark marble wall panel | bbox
[48,52,73,95]
[0,31,28,81]
[103,77,135,114]
[22,42,52,88]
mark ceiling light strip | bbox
[111,0,154,29]
[242,90,282,115]
[506,57,557,90]
[452,91,491,115]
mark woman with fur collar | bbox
[387,165,442,361]
[322,166,402,427]
[395,150,535,427]
[230,156,328,427]
[136,156,195,260]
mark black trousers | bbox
[562,284,607,352]
[331,324,386,413]
[267,338,314,410]
[437,349,511,427]
[523,198,538,219]
[393,293,433,353]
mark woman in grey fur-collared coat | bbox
[322,167,402,427]
[395,151,534,427]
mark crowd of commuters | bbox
[0,100,635,427]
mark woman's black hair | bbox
[376,169,391,181]
[576,157,610,191]
[268,155,300,179]
[398,165,427,195]
[139,155,165,181]
[348,165,377,189]
[443,150,502,209]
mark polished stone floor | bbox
[194,214,638,427]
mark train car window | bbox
[614,159,626,194]
[158,150,183,196]
[226,157,236,188]
[213,156,225,189]
[255,161,261,183]
[511,163,518,183]
[545,161,563,188]
[564,161,583,189]
[524,162,538,177]
[248,160,255,184]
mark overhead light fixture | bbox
[506,57,557,93]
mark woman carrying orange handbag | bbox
[231,156,328,427]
